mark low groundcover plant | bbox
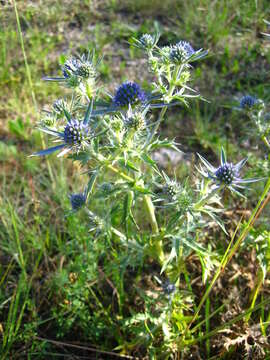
[31,32,268,358]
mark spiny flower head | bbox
[88,211,104,236]
[164,181,180,200]
[62,58,81,79]
[64,119,89,145]
[123,105,146,131]
[162,172,182,202]
[215,163,235,185]
[163,281,176,295]
[131,31,160,51]
[113,81,146,107]
[62,54,97,80]
[169,41,195,64]
[32,112,91,157]
[159,46,172,64]
[69,191,87,211]
[76,63,96,79]
[139,34,155,49]
[52,98,69,117]
[198,148,262,196]
[44,51,99,89]
[240,95,258,110]
[100,182,114,195]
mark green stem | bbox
[107,163,135,183]
[262,135,270,150]
[205,280,210,359]
[143,194,159,234]
[13,0,55,186]
[245,269,264,322]
[145,65,182,147]
[102,159,159,237]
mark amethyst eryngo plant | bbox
[198,148,261,197]
[238,94,270,150]
[31,32,262,354]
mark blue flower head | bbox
[163,281,176,295]
[198,148,262,197]
[32,102,94,157]
[62,58,81,79]
[113,81,146,107]
[240,95,257,110]
[43,52,99,88]
[69,191,87,211]
[64,119,89,145]
[139,34,155,49]
[62,55,96,80]
[169,41,195,64]
[31,119,90,157]
[131,31,160,51]
[215,163,235,185]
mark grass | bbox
[0,0,270,358]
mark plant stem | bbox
[145,65,182,147]
[143,194,159,234]
[245,269,264,322]
[105,161,159,236]
[262,135,270,150]
[13,0,55,186]
[107,164,134,183]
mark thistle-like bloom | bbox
[64,119,89,145]
[240,95,258,110]
[164,180,181,201]
[113,81,147,107]
[62,58,81,79]
[62,55,96,80]
[32,102,94,157]
[162,281,176,296]
[198,148,261,196]
[52,98,69,118]
[44,52,98,86]
[69,191,87,211]
[161,171,182,202]
[169,41,195,63]
[160,40,208,65]
[31,118,90,157]
[131,32,160,51]
[122,105,146,131]
[140,34,156,49]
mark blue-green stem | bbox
[96,155,160,238]
[145,64,182,147]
